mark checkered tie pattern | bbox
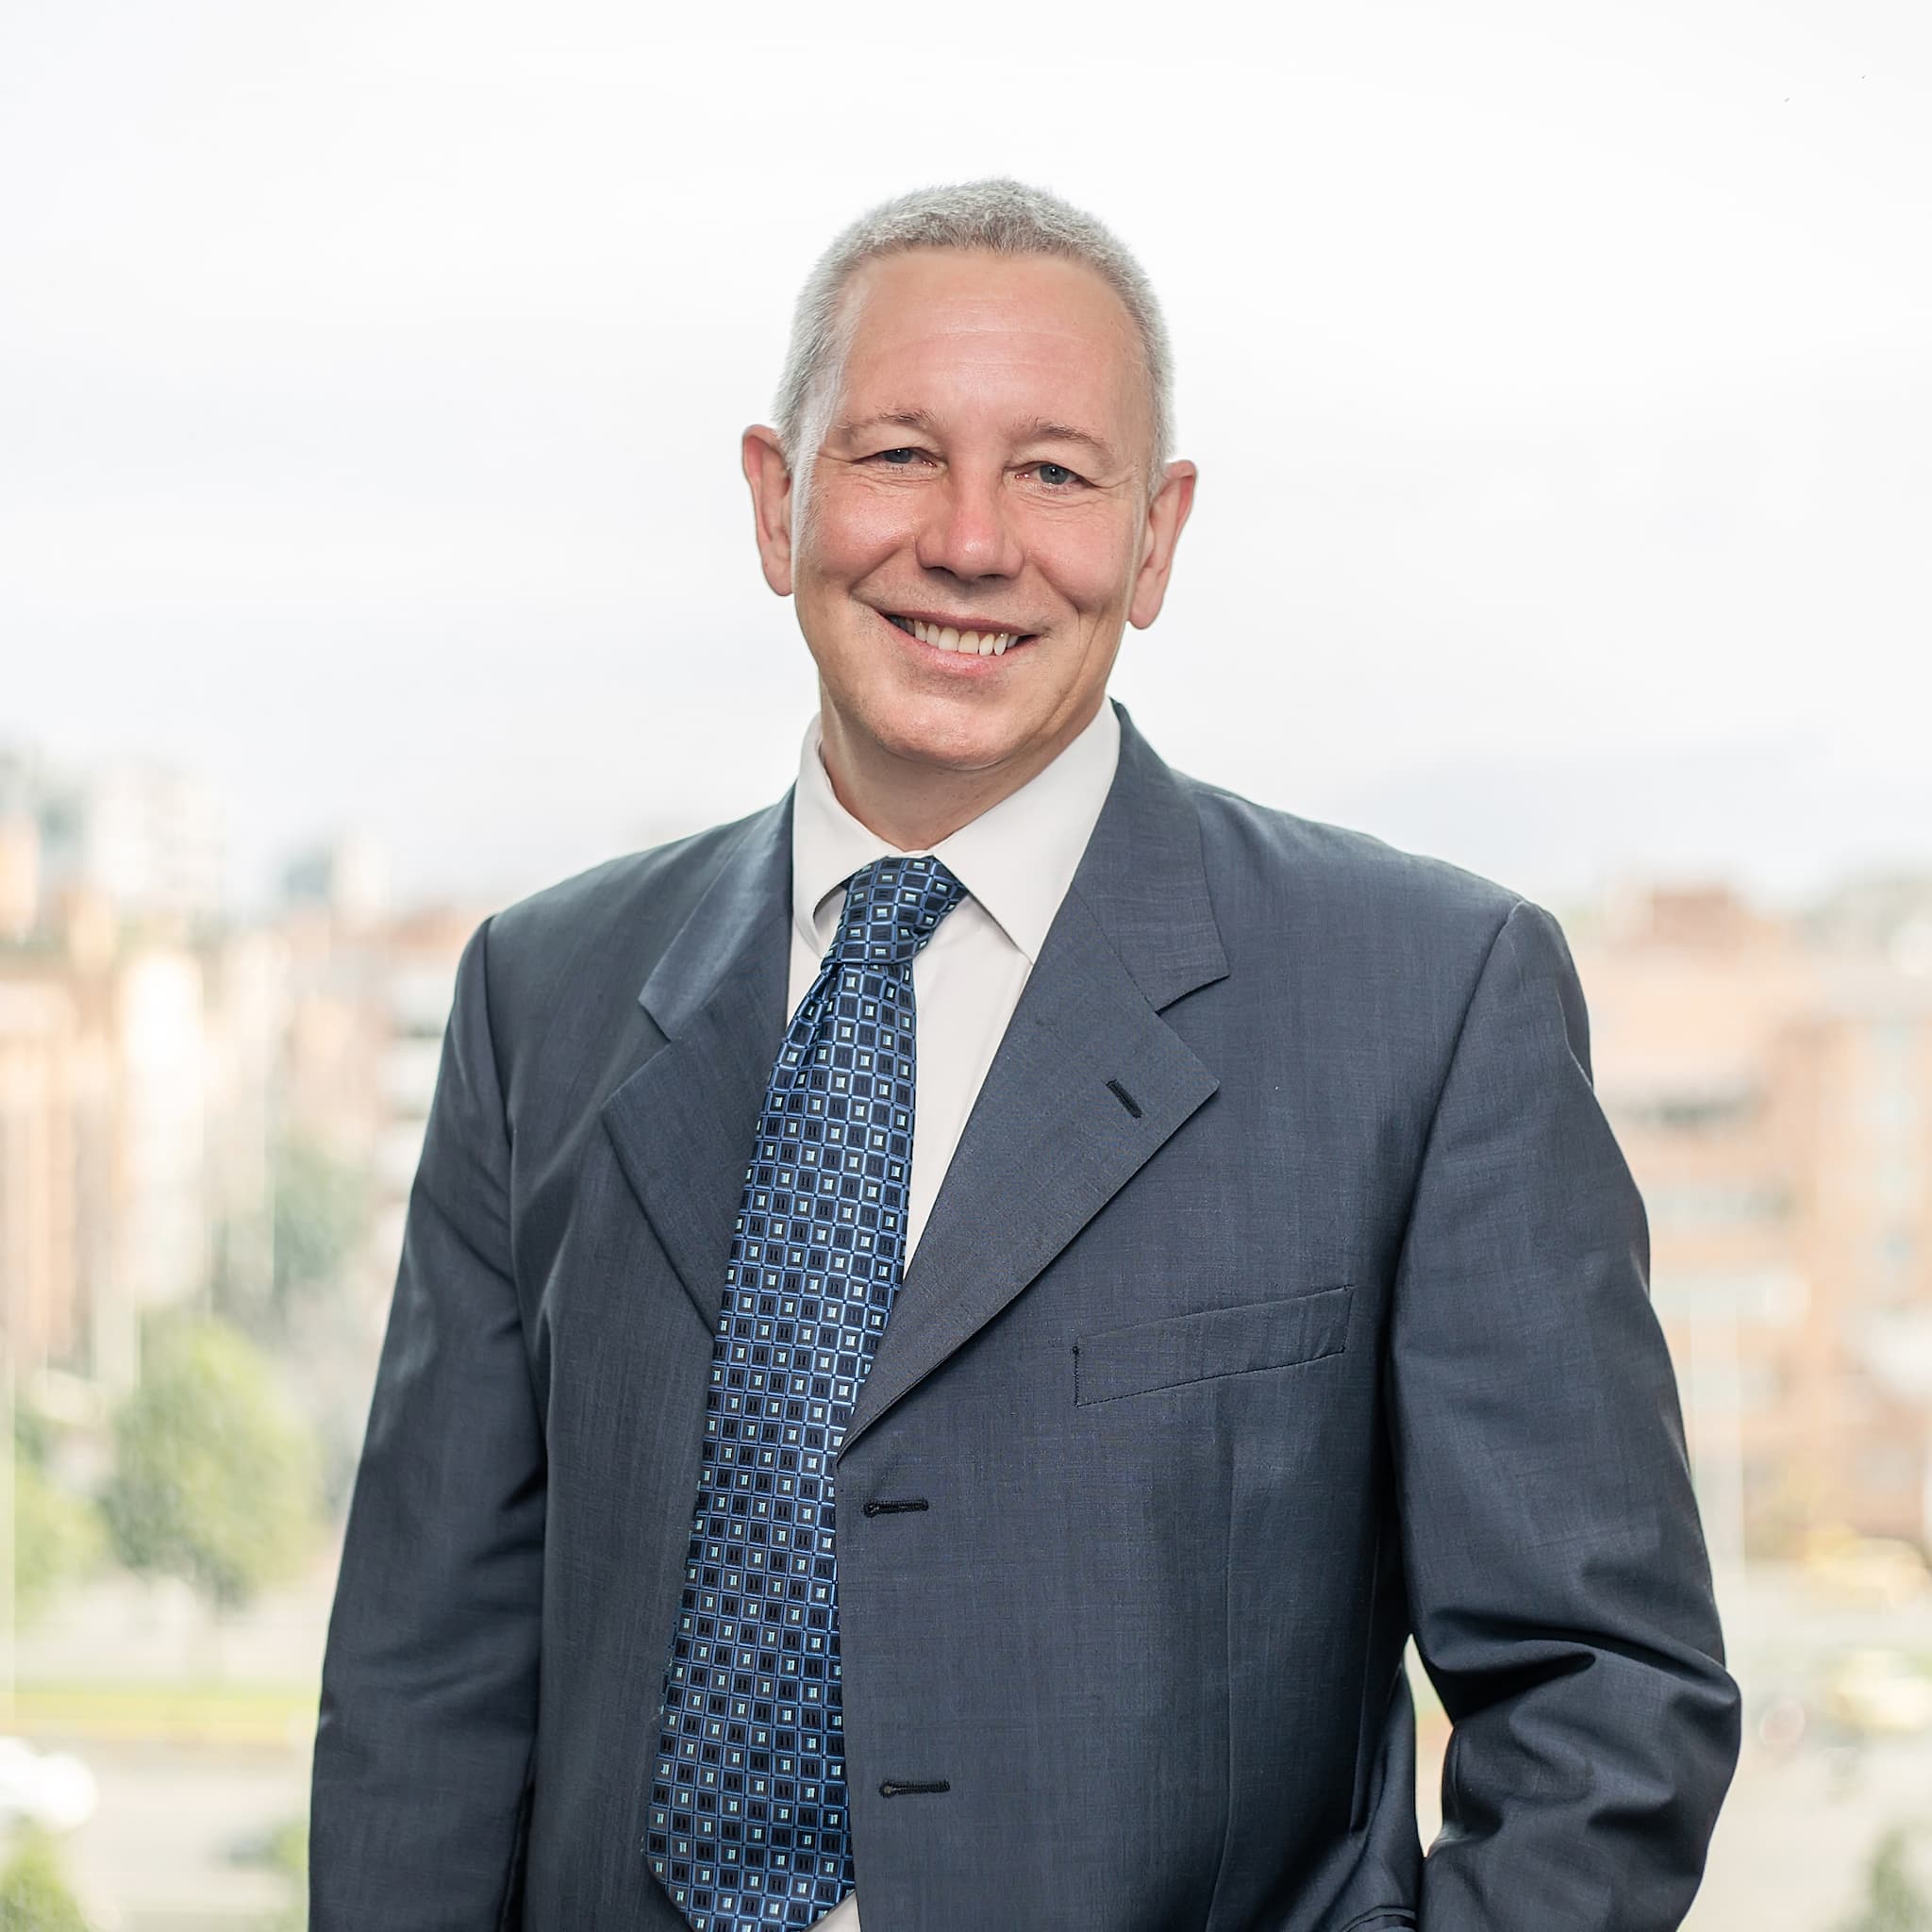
[647,853,970,1930]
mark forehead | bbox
[828,248,1148,454]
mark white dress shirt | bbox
[787,695,1121,1932]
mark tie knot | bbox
[827,854,969,971]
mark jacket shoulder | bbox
[475,808,768,1024]
[1178,772,1528,946]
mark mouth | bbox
[877,608,1038,658]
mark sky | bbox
[2,0,1926,916]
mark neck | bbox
[816,695,1103,850]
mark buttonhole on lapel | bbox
[879,1779,951,1797]
[861,1498,929,1516]
[1106,1077,1143,1119]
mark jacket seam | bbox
[477,914,541,1926]
[1380,896,1524,1760]
[1349,1513,1383,1835]
[492,1754,537,1930]
[1200,1427,1239,1926]
[1335,1910,1417,1931]
[476,914,543,1413]
[475,913,511,1147]
[1388,896,1525,1284]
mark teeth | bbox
[905,617,1019,655]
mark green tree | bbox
[11,1407,53,1472]
[11,1461,105,1627]
[233,1810,308,1931]
[0,1826,92,1931]
[101,1315,323,1613]
[262,1811,308,1881]
[272,1135,371,1307]
[1840,1826,1932,1931]
[215,1136,373,1344]
[263,1811,308,1930]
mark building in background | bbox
[1574,881,1932,1559]
[32,758,225,932]
[0,976,80,1377]
[1803,877,1932,1553]
[0,757,40,941]
[276,886,474,1329]
[0,758,479,1424]
[282,832,391,935]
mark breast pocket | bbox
[1073,1284,1354,1407]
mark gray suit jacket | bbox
[311,698,1740,1930]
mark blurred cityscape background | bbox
[0,743,1928,1926]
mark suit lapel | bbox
[840,702,1227,1457]
[599,794,793,1333]
[595,701,1231,1437]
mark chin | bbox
[858,696,1026,774]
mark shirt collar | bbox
[791,697,1122,965]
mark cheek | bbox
[1028,517,1138,615]
[800,482,916,583]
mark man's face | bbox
[745,248,1194,796]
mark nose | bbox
[912,461,1024,583]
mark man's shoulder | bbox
[478,806,772,1014]
[1176,769,1525,946]
[496,811,758,937]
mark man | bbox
[311,178,1740,1930]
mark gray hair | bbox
[773,177,1175,493]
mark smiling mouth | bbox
[882,612,1036,658]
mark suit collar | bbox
[1069,698,1228,1012]
[633,789,791,1043]
[790,695,1121,969]
[608,696,1228,1449]
[636,696,1223,1039]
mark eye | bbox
[1031,461,1083,489]
[873,446,927,467]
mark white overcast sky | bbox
[2,0,1926,914]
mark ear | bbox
[742,425,796,597]
[1127,459,1198,630]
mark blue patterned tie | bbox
[648,853,970,1930]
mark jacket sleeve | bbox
[310,914,544,1929]
[1389,898,1740,1929]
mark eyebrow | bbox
[831,408,1123,471]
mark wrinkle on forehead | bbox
[809,248,1154,477]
